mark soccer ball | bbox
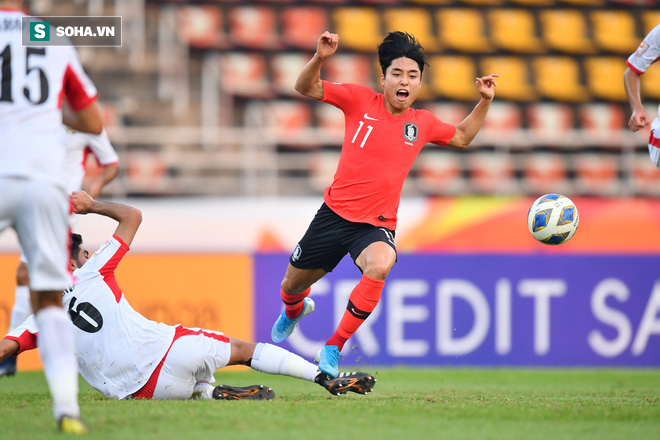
[527,194,579,245]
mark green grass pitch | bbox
[2,368,659,440]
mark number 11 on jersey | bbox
[351,121,373,148]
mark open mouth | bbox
[396,89,409,100]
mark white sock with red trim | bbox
[34,306,80,420]
[250,343,319,382]
[9,285,32,331]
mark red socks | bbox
[281,288,311,319]
[326,275,385,350]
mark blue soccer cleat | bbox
[315,345,342,378]
[271,297,315,343]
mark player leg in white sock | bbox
[34,306,80,420]
[9,285,32,331]
[249,342,319,382]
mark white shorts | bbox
[0,178,71,291]
[152,326,232,400]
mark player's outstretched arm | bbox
[447,74,499,149]
[295,31,340,100]
[71,191,142,246]
[624,67,650,132]
[0,339,20,363]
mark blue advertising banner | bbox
[255,253,660,367]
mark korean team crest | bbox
[403,123,418,142]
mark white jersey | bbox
[627,24,660,118]
[63,128,119,193]
[0,10,98,188]
[6,236,175,399]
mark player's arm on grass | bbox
[447,74,499,149]
[295,31,340,100]
[71,191,142,246]
[623,67,650,132]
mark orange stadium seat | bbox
[382,8,440,51]
[583,57,628,101]
[642,11,660,35]
[217,53,272,98]
[539,9,596,54]
[479,57,536,101]
[264,100,313,141]
[332,8,382,52]
[436,9,493,53]
[590,10,640,54]
[428,56,480,101]
[532,57,589,102]
[527,103,575,137]
[522,152,571,195]
[324,54,374,87]
[280,7,329,49]
[228,6,280,49]
[271,54,312,96]
[315,103,345,135]
[559,0,605,5]
[578,103,625,132]
[510,0,556,5]
[407,0,453,4]
[416,151,465,195]
[467,151,517,194]
[631,152,660,195]
[479,102,523,136]
[640,61,660,100]
[459,0,505,5]
[573,153,621,195]
[177,6,227,49]
[488,9,545,53]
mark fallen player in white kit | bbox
[0,191,376,401]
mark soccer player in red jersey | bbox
[271,31,498,378]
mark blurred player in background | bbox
[0,0,104,433]
[0,127,119,379]
[271,31,497,378]
[624,23,660,168]
[0,191,376,400]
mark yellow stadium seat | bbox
[479,57,536,101]
[407,0,453,4]
[510,0,555,5]
[459,0,505,5]
[583,57,627,101]
[532,57,589,102]
[436,9,492,53]
[488,9,545,53]
[332,8,382,52]
[428,56,480,101]
[382,8,440,51]
[641,11,660,36]
[539,9,595,54]
[591,10,640,54]
[640,63,660,100]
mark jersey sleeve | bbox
[424,111,457,146]
[62,47,98,111]
[320,80,361,111]
[5,315,39,355]
[79,235,129,276]
[627,24,660,75]
[85,128,119,166]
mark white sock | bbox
[250,343,319,382]
[192,382,215,400]
[9,285,32,331]
[34,306,80,420]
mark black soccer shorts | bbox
[289,203,397,272]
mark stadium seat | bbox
[539,9,596,54]
[488,9,545,53]
[479,57,536,101]
[467,151,517,194]
[578,103,625,133]
[527,103,575,139]
[315,103,345,136]
[332,8,382,52]
[510,0,555,4]
[177,6,227,49]
[532,57,589,102]
[416,151,465,195]
[641,11,660,36]
[324,54,375,87]
[407,0,453,4]
[640,61,660,100]
[559,0,605,4]
[217,53,272,98]
[422,103,471,126]
[573,153,621,195]
[264,100,313,141]
[590,10,640,54]
[479,102,523,136]
[382,8,440,51]
[428,56,480,101]
[271,54,312,96]
[436,9,493,53]
[228,6,280,49]
[583,57,628,101]
[459,0,505,4]
[280,7,329,49]
[631,152,660,195]
[521,152,571,195]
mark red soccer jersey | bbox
[321,81,456,230]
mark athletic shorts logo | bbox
[403,123,418,142]
[292,244,302,262]
[380,228,395,245]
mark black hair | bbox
[70,233,83,260]
[377,31,429,76]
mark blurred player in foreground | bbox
[271,31,497,377]
[624,23,660,168]
[0,192,376,401]
[0,1,104,432]
[0,127,119,379]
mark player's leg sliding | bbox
[212,384,275,400]
[315,371,377,396]
[271,291,315,343]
